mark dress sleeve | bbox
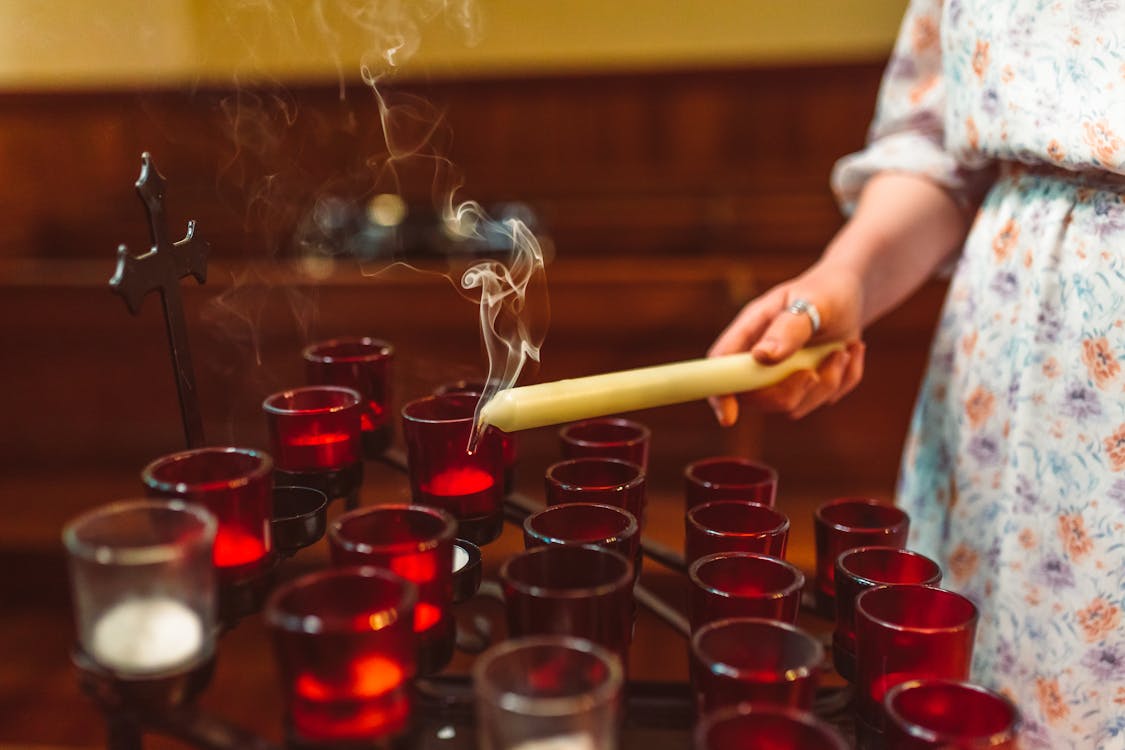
[831,0,993,215]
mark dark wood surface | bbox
[0,60,950,748]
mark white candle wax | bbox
[453,545,470,573]
[478,343,843,433]
[91,597,204,675]
[512,734,597,750]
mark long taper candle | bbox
[478,343,843,434]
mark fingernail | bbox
[754,339,778,358]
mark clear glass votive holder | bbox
[545,458,646,528]
[523,502,640,564]
[685,500,789,565]
[304,337,394,458]
[689,552,804,632]
[884,679,1021,750]
[500,545,634,667]
[684,457,778,509]
[266,567,417,746]
[833,546,943,682]
[141,446,274,581]
[813,497,909,617]
[474,635,624,750]
[855,584,979,734]
[433,380,517,493]
[63,500,217,679]
[559,417,651,471]
[328,504,457,676]
[694,704,849,750]
[691,617,823,713]
[402,393,505,545]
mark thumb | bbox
[750,306,815,364]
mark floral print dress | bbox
[832,1,1125,747]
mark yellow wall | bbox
[0,0,908,90]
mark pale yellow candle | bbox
[478,342,844,433]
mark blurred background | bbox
[0,0,948,746]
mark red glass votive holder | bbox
[433,381,517,493]
[834,546,943,682]
[142,447,273,582]
[263,386,363,471]
[685,500,789,565]
[691,617,823,713]
[304,337,394,458]
[559,417,651,471]
[689,552,804,632]
[499,545,634,666]
[523,502,640,564]
[695,704,849,750]
[266,567,416,745]
[402,393,505,546]
[545,458,646,527]
[328,504,457,676]
[684,456,778,509]
[855,584,979,734]
[814,497,910,617]
[884,679,1021,750]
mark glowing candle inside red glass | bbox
[329,505,457,675]
[263,386,363,472]
[266,568,417,745]
[433,381,518,489]
[304,338,394,458]
[141,447,273,581]
[402,393,505,546]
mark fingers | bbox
[831,341,866,404]
[750,304,815,364]
[790,350,849,419]
[708,394,739,427]
[735,340,866,420]
[742,371,821,414]
[708,287,789,358]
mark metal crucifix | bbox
[109,152,209,448]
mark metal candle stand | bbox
[85,154,855,750]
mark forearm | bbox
[815,172,976,327]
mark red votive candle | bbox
[266,567,416,745]
[304,337,394,458]
[695,704,849,750]
[685,500,789,565]
[141,447,273,581]
[684,457,778,509]
[691,617,823,713]
[523,502,640,564]
[884,679,1021,750]
[545,458,646,526]
[433,381,517,493]
[855,585,979,735]
[500,545,634,666]
[559,417,651,471]
[834,546,943,682]
[402,393,505,546]
[689,552,804,632]
[814,497,909,617]
[263,386,363,472]
[328,504,457,676]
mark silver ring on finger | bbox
[786,298,821,335]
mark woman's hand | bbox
[708,262,866,425]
